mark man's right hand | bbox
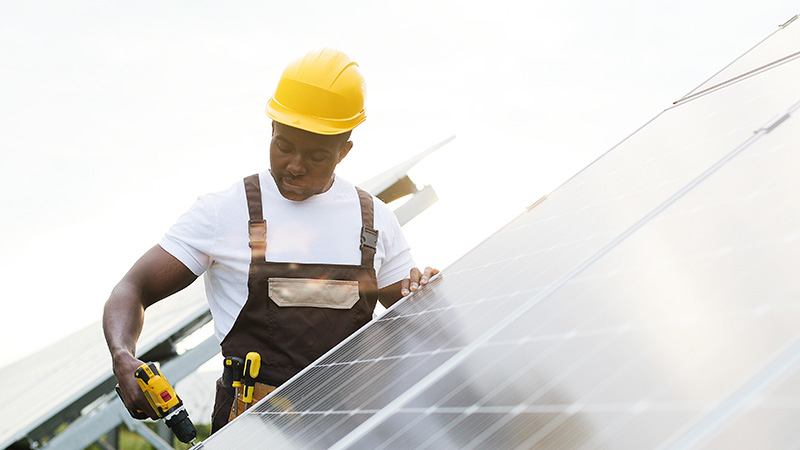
[113,352,160,420]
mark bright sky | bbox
[0,1,796,368]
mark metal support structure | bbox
[156,422,173,445]
[393,184,438,226]
[93,428,118,450]
[119,413,174,450]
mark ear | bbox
[338,140,353,163]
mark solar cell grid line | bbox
[457,339,638,449]
[381,402,502,447]
[353,307,452,359]
[274,288,465,400]
[355,305,466,359]
[424,413,520,450]
[330,96,800,450]
[370,343,528,448]
[306,352,446,411]
[489,411,574,450]
[512,412,601,450]
[416,341,549,408]
[375,336,620,449]
[340,352,457,413]
[292,360,379,413]
[285,294,474,406]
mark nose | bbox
[286,153,306,176]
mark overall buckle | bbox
[360,226,378,251]
[248,220,267,248]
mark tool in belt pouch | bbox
[242,352,260,410]
[225,352,277,421]
[222,356,244,416]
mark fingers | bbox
[401,267,420,296]
[401,267,440,297]
[114,356,160,420]
[122,377,160,420]
[421,267,439,285]
[417,267,439,288]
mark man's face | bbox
[269,122,352,201]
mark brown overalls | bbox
[210,174,380,433]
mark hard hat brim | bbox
[266,97,366,136]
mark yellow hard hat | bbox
[266,48,366,135]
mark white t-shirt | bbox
[160,171,416,341]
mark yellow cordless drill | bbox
[116,362,197,444]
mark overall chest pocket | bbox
[268,278,360,309]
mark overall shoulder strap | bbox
[356,187,378,268]
[244,174,267,263]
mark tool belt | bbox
[229,381,276,422]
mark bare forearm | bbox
[102,245,197,418]
[103,245,197,362]
[103,282,147,366]
[378,281,403,308]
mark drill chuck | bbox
[165,407,197,444]
[119,362,198,444]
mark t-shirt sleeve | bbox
[159,194,218,276]
[375,200,417,289]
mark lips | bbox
[281,177,306,190]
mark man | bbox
[103,48,438,433]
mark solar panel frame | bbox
[677,14,799,103]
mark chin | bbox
[280,190,305,201]
[279,185,311,201]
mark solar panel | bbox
[199,18,800,450]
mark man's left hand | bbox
[401,267,440,297]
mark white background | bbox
[0,1,797,367]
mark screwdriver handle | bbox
[223,356,244,391]
[242,352,261,406]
